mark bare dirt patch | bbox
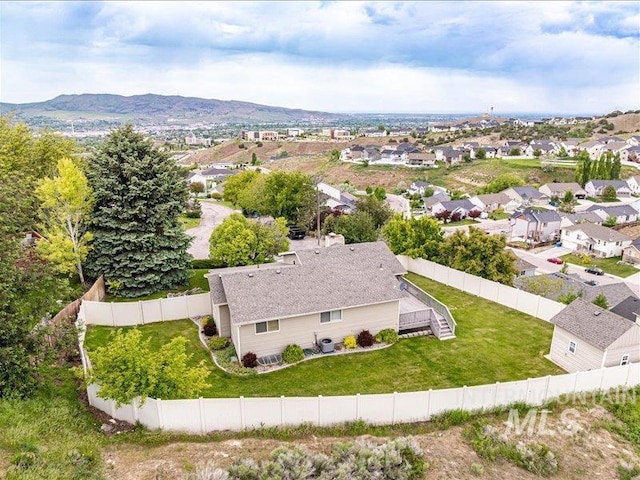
[618,224,640,240]
[100,407,638,480]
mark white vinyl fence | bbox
[397,255,566,322]
[81,293,212,326]
[85,363,640,433]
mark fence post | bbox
[493,382,500,408]
[157,399,164,429]
[600,367,607,391]
[543,375,551,404]
[132,400,139,423]
[186,296,191,319]
[199,397,206,433]
[392,392,398,424]
[109,399,116,418]
[356,393,360,420]
[240,396,245,430]
[573,372,579,395]
[110,302,116,327]
[280,396,285,426]
[160,299,165,322]
[625,363,633,387]
[318,395,322,426]
[525,378,531,404]
[426,389,432,420]
[139,301,145,325]
[461,386,467,410]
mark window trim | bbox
[320,309,342,324]
[255,319,280,335]
[568,341,577,354]
[621,354,630,366]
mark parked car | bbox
[547,257,564,265]
[585,266,604,276]
[287,225,306,240]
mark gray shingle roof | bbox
[209,242,406,324]
[440,199,477,211]
[551,298,635,349]
[511,208,561,223]
[563,223,632,243]
[541,183,585,194]
[587,204,639,216]
[561,211,603,225]
[588,180,630,190]
[510,186,548,200]
[610,295,640,322]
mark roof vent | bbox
[593,311,600,316]
[248,273,254,278]
[380,263,383,270]
[350,246,355,251]
[314,249,320,254]
[276,269,281,274]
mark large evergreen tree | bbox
[85,125,192,297]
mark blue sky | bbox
[1,1,639,114]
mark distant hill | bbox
[0,93,348,123]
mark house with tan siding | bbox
[548,299,640,373]
[207,242,451,359]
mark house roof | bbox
[440,199,477,212]
[208,242,407,324]
[509,186,548,200]
[587,204,639,217]
[475,192,512,205]
[540,182,586,194]
[551,298,635,350]
[610,295,640,322]
[411,181,430,188]
[563,223,632,243]
[201,167,233,177]
[561,211,603,225]
[424,192,450,208]
[511,208,561,223]
[587,180,630,190]
[515,257,536,272]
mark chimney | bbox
[325,232,345,247]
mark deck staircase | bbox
[433,312,455,340]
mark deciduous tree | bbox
[322,211,378,244]
[36,158,93,284]
[381,215,443,259]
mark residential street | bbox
[186,201,237,259]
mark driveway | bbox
[186,201,238,259]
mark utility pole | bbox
[316,181,321,246]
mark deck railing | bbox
[402,278,456,336]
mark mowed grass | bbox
[560,254,639,278]
[108,269,210,302]
[85,274,563,398]
[0,367,104,480]
[179,214,200,230]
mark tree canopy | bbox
[381,215,443,259]
[480,173,524,194]
[322,211,378,244]
[85,125,192,297]
[209,213,289,267]
[89,329,210,406]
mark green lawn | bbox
[108,269,210,302]
[86,274,562,398]
[446,219,479,226]
[560,254,639,278]
[179,214,201,230]
[489,212,511,220]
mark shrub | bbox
[375,328,399,344]
[357,330,374,348]
[208,336,229,351]
[192,259,217,269]
[282,344,304,364]
[210,192,223,200]
[241,352,258,368]
[227,437,425,479]
[214,345,256,376]
[202,317,218,337]
[343,335,357,349]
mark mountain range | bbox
[0,93,348,123]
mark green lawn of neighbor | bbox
[86,273,562,398]
[446,219,479,226]
[560,254,639,278]
[179,214,201,230]
[108,269,210,302]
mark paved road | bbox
[186,201,237,259]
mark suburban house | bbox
[514,257,537,277]
[317,182,357,213]
[586,204,640,225]
[435,147,464,165]
[584,180,632,198]
[187,167,237,194]
[407,181,431,196]
[560,224,633,258]
[469,193,520,213]
[622,238,640,265]
[207,242,455,359]
[627,175,640,195]
[502,186,550,207]
[509,208,562,243]
[423,192,451,211]
[406,152,437,167]
[577,140,604,160]
[430,199,482,218]
[548,299,639,373]
[539,182,587,200]
[559,211,604,228]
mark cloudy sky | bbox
[1,1,638,114]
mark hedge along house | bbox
[548,298,640,373]
[207,242,415,359]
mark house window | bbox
[568,341,577,354]
[621,354,630,366]
[255,320,279,334]
[320,310,342,324]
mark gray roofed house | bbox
[560,211,604,227]
[586,204,640,224]
[548,298,639,372]
[560,223,633,258]
[206,242,450,358]
[424,192,451,209]
[539,182,587,199]
[430,198,481,217]
[502,186,550,206]
[610,296,640,322]
[509,208,561,242]
[584,180,632,197]
[622,237,640,265]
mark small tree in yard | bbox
[593,292,609,309]
[468,209,481,219]
[434,209,451,223]
[89,329,210,406]
[189,182,205,196]
[450,211,463,223]
[603,215,617,227]
[601,185,618,202]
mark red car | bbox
[547,257,564,265]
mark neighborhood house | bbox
[207,242,453,359]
